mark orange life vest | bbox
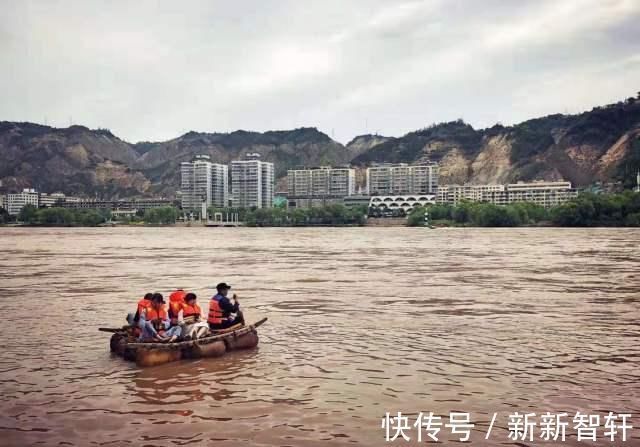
[182,302,202,319]
[169,290,186,318]
[136,298,151,316]
[207,296,225,325]
[144,305,168,333]
[131,297,151,336]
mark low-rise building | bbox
[369,194,437,214]
[342,195,372,209]
[437,184,506,205]
[39,192,68,207]
[61,198,173,212]
[505,180,577,207]
[437,180,577,208]
[7,189,39,215]
[287,197,343,208]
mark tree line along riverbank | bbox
[1,192,639,227]
[407,191,640,227]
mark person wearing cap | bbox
[207,283,244,330]
[139,293,182,342]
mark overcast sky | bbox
[1,0,639,144]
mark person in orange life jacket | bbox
[168,288,187,325]
[181,293,202,322]
[208,283,245,330]
[139,293,182,342]
[181,293,209,339]
[126,292,153,327]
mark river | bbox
[0,227,639,446]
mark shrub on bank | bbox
[407,192,639,227]
[208,204,367,226]
[550,192,640,226]
[143,207,178,224]
[409,201,549,227]
[16,206,110,226]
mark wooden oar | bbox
[98,327,128,333]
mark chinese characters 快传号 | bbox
[381,411,632,443]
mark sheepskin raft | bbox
[105,318,267,367]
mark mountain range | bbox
[1,95,639,199]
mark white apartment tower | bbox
[366,163,439,195]
[231,153,274,208]
[180,155,229,210]
[287,167,356,198]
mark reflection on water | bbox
[0,227,639,446]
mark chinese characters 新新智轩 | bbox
[381,411,632,443]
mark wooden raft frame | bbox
[124,317,268,350]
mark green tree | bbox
[0,207,9,224]
[407,206,426,226]
[144,207,178,224]
[290,208,308,225]
[428,204,453,220]
[78,210,105,226]
[18,204,38,223]
[37,207,75,225]
[551,199,596,226]
[452,201,474,223]
[624,212,640,226]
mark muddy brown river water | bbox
[0,227,639,446]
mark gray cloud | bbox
[1,0,639,143]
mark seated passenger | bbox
[168,288,187,326]
[126,293,153,327]
[181,293,209,339]
[208,282,245,331]
[139,293,182,342]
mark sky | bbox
[1,0,639,144]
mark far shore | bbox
[2,221,636,229]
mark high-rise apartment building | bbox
[366,163,439,195]
[180,155,229,210]
[287,167,355,198]
[231,153,274,208]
